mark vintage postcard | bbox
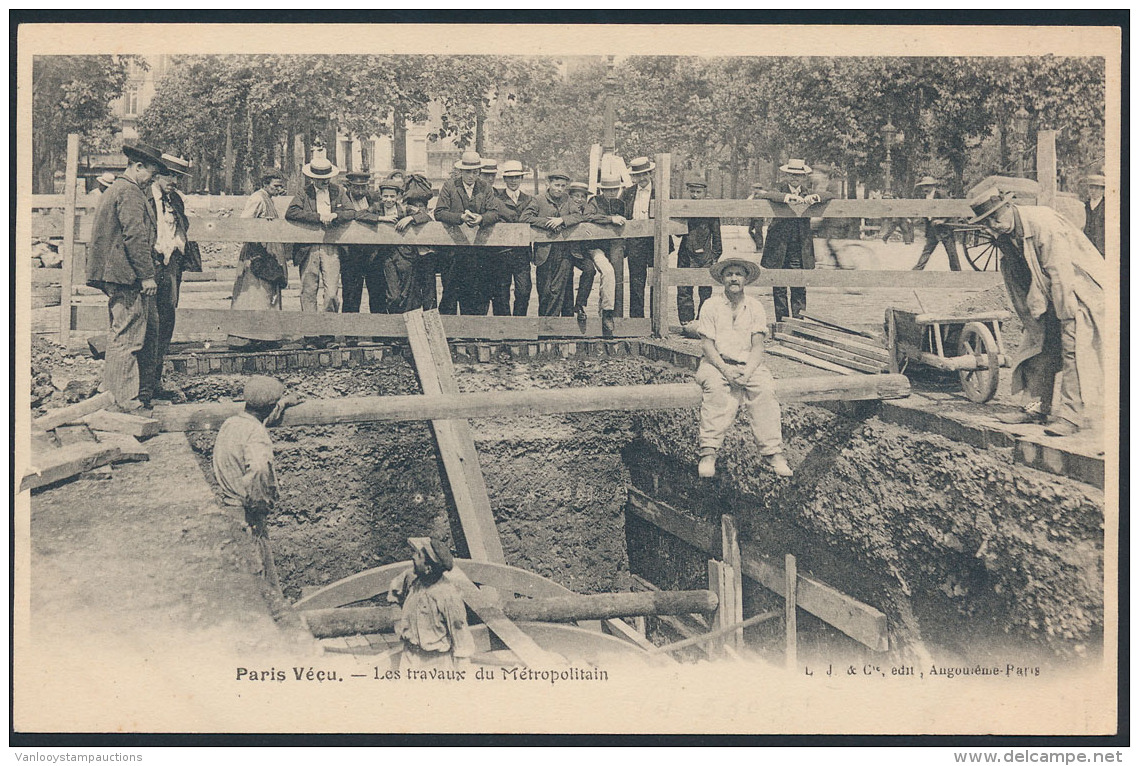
[12,21,1122,738]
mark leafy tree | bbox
[32,55,136,193]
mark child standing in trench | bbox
[387,536,475,670]
[693,258,793,479]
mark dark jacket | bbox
[148,188,202,272]
[1084,198,1105,256]
[678,216,722,269]
[759,180,833,270]
[494,187,533,224]
[285,182,357,264]
[86,175,156,288]
[433,177,503,227]
[521,191,586,267]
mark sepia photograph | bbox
[12,18,1123,740]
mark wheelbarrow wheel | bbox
[957,321,1000,403]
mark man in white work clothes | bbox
[694,258,792,479]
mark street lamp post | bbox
[1013,106,1030,178]
[603,55,617,157]
[882,120,897,194]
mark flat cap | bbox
[243,376,286,409]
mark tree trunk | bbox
[729,139,740,200]
[34,147,57,194]
[474,103,486,155]
[392,110,407,171]
[223,118,235,195]
[291,132,305,194]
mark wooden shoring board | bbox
[20,442,122,492]
[765,345,858,376]
[404,309,505,565]
[651,153,672,337]
[774,334,889,373]
[447,568,559,668]
[778,319,891,360]
[627,488,888,651]
[721,515,745,651]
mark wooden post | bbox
[651,153,671,337]
[58,133,80,346]
[721,514,744,651]
[707,559,728,659]
[1037,129,1058,208]
[784,553,798,668]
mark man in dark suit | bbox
[911,176,963,271]
[340,170,386,317]
[619,156,656,318]
[521,169,586,316]
[758,158,832,322]
[1083,174,1105,256]
[746,181,766,253]
[86,140,166,411]
[492,160,534,315]
[675,172,723,326]
[432,151,504,315]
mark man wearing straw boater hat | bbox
[86,139,166,411]
[618,156,657,318]
[148,153,201,402]
[692,257,792,479]
[491,159,535,316]
[969,188,1105,438]
[432,150,504,315]
[757,158,832,322]
[1082,173,1105,256]
[910,175,963,271]
[285,150,356,324]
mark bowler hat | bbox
[1084,174,1105,187]
[914,176,940,188]
[597,174,623,190]
[345,171,372,185]
[243,376,285,409]
[96,172,116,189]
[454,151,483,170]
[710,257,761,285]
[159,153,192,177]
[779,159,811,175]
[480,159,499,175]
[121,140,166,169]
[967,188,1013,225]
[547,169,572,182]
[302,156,340,180]
[628,157,656,176]
[567,181,590,195]
[501,160,526,178]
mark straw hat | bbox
[914,176,940,188]
[501,160,526,177]
[302,155,339,180]
[1084,174,1105,187]
[967,188,1014,225]
[96,172,116,189]
[710,258,761,285]
[454,151,483,170]
[121,140,166,168]
[597,174,623,190]
[628,156,656,175]
[480,159,499,175]
[779,159,811,175]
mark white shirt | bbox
[152,185,186,264]
[462,181,476,199]
[788,185,803,196]
[695,293,768,364]
[315,186,332,217]
[633,181,652,220]
[350,193,370,212]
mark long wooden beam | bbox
[152,375,911,432]
[301,589,718,639]
[665,267,1003,289]
[626,489,889,652]
[669,198,975,219]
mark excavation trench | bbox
[178,347,1103,668]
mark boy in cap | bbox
[212,376,303,591]
[521,169,586,316]
[491,160,534,316]
[583,174,627,334]
[387,173,439,312]
[1083,174,1105,256]
[86,140,166,411]
[339,170,387,319]
[693,258,792,478]
[675,173,723,330]
[563,181,601,328]
[387,536,475,670]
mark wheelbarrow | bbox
[884,307,1011,403]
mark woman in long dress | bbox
[229,170,290,349]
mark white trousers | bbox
[694,360,784,456]
[588,248,616,312]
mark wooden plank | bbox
[912,311,1011,325]
[20,442,122,492]
[779,319,891,359]
[32,391,115,432]
[405,310,505,565]
[71,305,540,342]
[90,431,150,463]
[706,560,729,659]
[666,267,1003,290]
[448,568,559,667]
[153,374,912,432]
[627,488,889,651]
[537,317,650,338]
[785,553,798,668]
[775,334,888,372]
[775,336,884,374]
[797,313,878,339]
[82,409,160,438]
[775,329,889,365]
[721,515,744,651]
[669,198,975,219]
[647,610,780,656]
[60,134,80,345]
[53,424,95,447]
[1037,130,1058,208]
[31,431,59,455]
[765,345,858,375]
[651,153,672,337]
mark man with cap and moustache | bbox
[675,172,723,331]
[757,158,833,322]
[619,156,657,318]
[491,160,534,316]
[86,140,166,412]
[694,258,792,479]
[433,150,504,315]
[1083,174,1105,256]
[148,153,201,402]
[910,176,963,271]
[230,169,289,351]
[522,169,586,317]
[746,181,767,253]
[212,376,303,591]
[969,189,1105,438]
[387,536,475,671]
[285,153,357,319]
[339,169,387,320]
